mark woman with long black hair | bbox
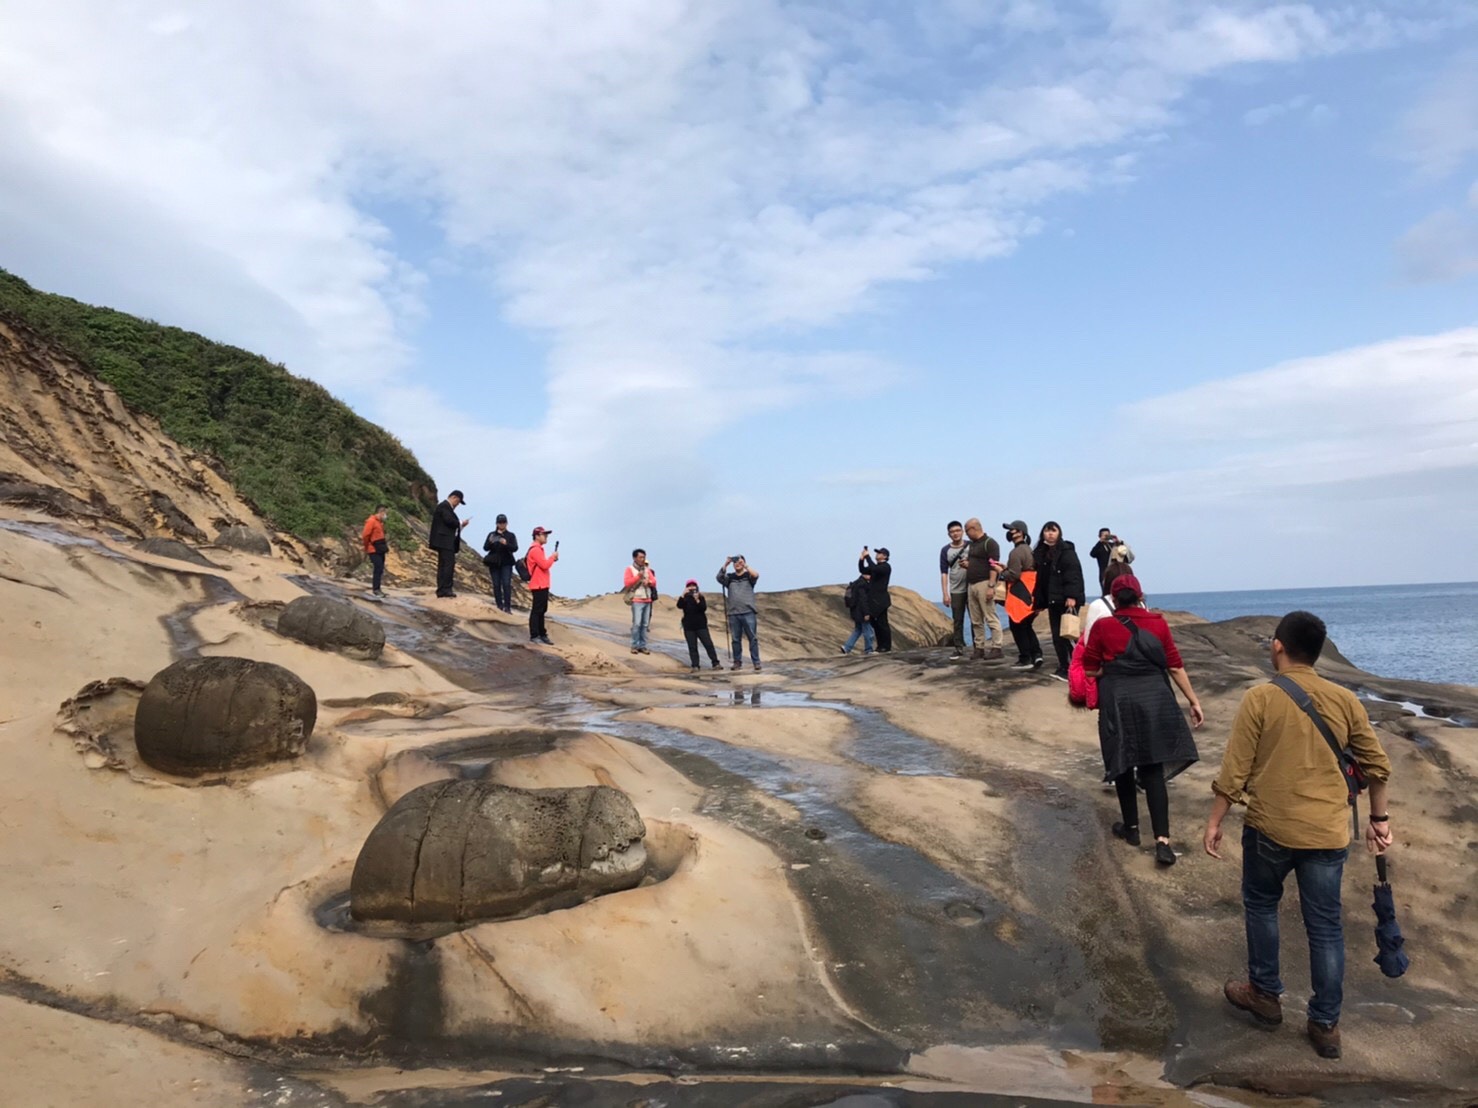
[1083,574,1204,866]
[1032,521,1086,680]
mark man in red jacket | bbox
[525,527,558,645]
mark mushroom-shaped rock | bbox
[215,525,272,555]
[135,657,316,775]
[277,595,386,660]
[351,781,647,925]
[136,537,217,568]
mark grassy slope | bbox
[0,268,436,539]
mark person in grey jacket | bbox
[716,555,761,672]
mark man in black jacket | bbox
[428,490,470,598]
[859,546,893,652]
[1089,528,1117,592]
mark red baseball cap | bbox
[532,526,553,535]
[1112,574,1143,600]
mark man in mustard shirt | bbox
[1203,610,1393,1061]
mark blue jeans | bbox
[842,619,875,654]
[489,563,513,610]
[630,602,652,649]
[728,611,760,665]
[1242,825,1348,1026]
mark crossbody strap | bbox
[1271,675,1359,838]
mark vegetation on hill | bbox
[0,268,436,539]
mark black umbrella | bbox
[1371,854,1409,978]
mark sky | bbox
[2,1,1476,600]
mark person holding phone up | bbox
[716,555,762,672]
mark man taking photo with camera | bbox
[716,555,762,672]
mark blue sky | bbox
[2,2,1476,599]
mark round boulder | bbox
[277,595,386,660]
[351,781,647,926]
[215,525,272,555]
[135,656,316,776]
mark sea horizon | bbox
[933,581,1477,689]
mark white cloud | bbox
[1397,192,1478,283]
[1242,93,1335,127]
[1114,328,1478,494]
[1,1,1473,593]
[1396,47,1478,179]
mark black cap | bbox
[876,547,890,558]
[450,490,466,504]
[496,513,508,523]
[1003,519,1028,534]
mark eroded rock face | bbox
[277,595,386,660]
[215,525,272,555]
[135,657,316,775]
[351,781,647,925]
[136,537,217,568]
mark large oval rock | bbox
[215,525,272,555]
[351,781,647,925]
[277,595,386,660]
[135,656,316,775]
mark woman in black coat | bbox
[1032,521,1086,680]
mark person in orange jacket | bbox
[362,505,388,597]
[525,527,558,645]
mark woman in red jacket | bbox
[1083,574,1204,867]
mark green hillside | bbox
[0,268,436,539]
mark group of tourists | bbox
[368,497,1397,1061]
[616,550,765,671]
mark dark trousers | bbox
[949,592,968,650]
[873,608,892,652]
[1242,825,1347,1027]
[1113,762,1169,840]
[1046,604,1074,673]
[368,552,385,592]
[684,625,719,666]
[488,563,514,611]
[1009,612,1041,662]
[435,547,457,595]
[529,588,549,639]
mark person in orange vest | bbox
[1001,520,1042,668]
[362,505,389,597]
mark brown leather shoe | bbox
[1224,979,1282,1026]
[984,647,1003,660]
[972,647,985,660]
[1307,1020,1341,1059]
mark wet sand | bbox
[1,512,1475,1106]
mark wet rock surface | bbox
[136,536,217,568]
[134,655,317,775]
[5,519,1476,1105]
[351,780,648,928]
[277,593,387,659]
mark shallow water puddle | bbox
[557,694,1135,1050]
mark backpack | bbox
[843,581,856,610]
[514,556,531,583]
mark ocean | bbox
[1153,582,1477,689]
[938,581,1477,687]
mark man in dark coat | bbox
[1089,528,1118,592]
[428,489,470,598]
[859,546,893,652]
